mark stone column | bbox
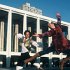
[68,25,70,40]
[14,24,19,52]
[48,21,52,47]
[0,22,1,51]
[48,28,52,47]
[47,21,52,68]
[23,14,27,35]
[36,17,42,52]
[28,27,31,32]
[6,10,12,67]
[0,21,4,51]
[36,17,42,64]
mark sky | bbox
[0,0,70,23]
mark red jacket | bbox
[38,25,70,52]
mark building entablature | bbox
[0,4,70,26]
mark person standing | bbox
[17,30,36,66]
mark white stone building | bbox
[0,3,70,68]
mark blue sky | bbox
[0,0,70,22]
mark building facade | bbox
[0,3,70,68]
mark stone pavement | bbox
[0,68,15,70]
[0,67,70,70]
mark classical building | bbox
[0,3,70,68]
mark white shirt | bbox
[16,33,40,53]
[21,43,28,53]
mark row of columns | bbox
[5,10,43,67]
[0,9,70,68]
